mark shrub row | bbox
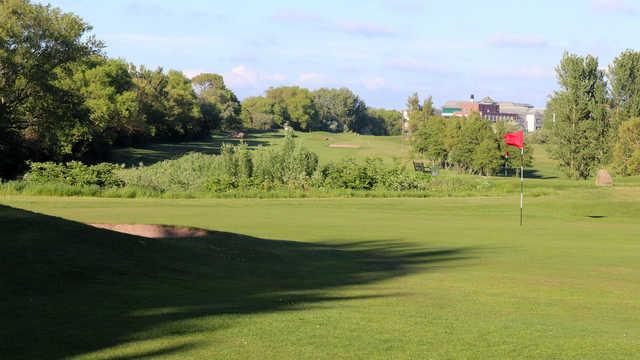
[16,135,540,198]
[24,161,123,187]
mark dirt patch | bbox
[90,224,208,239]
[329,144,360,149]
[595,169,613,186]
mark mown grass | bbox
[1,188,639,359]
[3,135,640,359]
[110,131,411,167]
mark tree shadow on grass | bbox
[0,205,475,359]
[524,168,559,180]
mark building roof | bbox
[443,100,467,108]
[479,96,495,104]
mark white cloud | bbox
[488,33,547,48]
[224,64,286,89]
[271,10,322,22]
[334,21,396,37]
[297,72,335,87]
[482,65,554,80]
[182,69,207,79]
[272,9,396,38]
[385,57,450,73]
[592,0,637,14]
[298,72,324,82]
[104,33,213,48]
[361,76,386,90]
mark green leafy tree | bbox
[266,86,319,131]
[240,96,276,130]
[365,108,403,135]
[412,116,447,166]
[192,73,241,131]
[472,139,502,176]
[57,58,144,153]
[612,117,640,175]
[165,70,202,138]
[547,52,611,179]
[0,0,101,175]
[449,113,500,174]
[405,92,423,133]
[443,117,463,168]
[313,88,367,132]
[609,50,640,124]
[130,66,170,139]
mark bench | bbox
[413,161,430,173]
[413,161,440,176]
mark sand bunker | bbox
[329,144,360,149]
[90,224,208,239]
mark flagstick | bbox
[520,147,524,226]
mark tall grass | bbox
[4,134,601,199]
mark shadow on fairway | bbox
[0,205,474,359]
[524,168,558,180]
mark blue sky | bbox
[39,0,640,109]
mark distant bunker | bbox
[90,224,208,239]
[329,144,360,149]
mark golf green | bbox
[2,188,639,359]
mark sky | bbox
[38,0,640,109]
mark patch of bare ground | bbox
[89,224,208,239]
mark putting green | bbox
[2,188,639,359]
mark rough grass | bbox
[2,188,640,359]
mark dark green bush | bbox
[319,157,428,191]
[25,161,123,187]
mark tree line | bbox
[410,50,640,179]
[407,94,527,176]
[240,87,402,135]
[0,0,402,178]
[544,50,640,178]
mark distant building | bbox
[525,109,544,132]
[442,95,520,125]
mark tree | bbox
[448,113,500,174]
[192,73,241,131]
[422,96,435,117]
[609,50,640,124]
[130,66,170,139]
[443,117,463,168]
[58,58,144,153]
[612,117,640,176]
[266,86,318,131]
[473,139,502,176]
[406,92,423,133]
[365,108,403,135]
[412,116,447,166]
[165,70,202,138]
[313,88,367,132]
[547,52,611,179]
[0,0,101,175]
[241,96,276,130]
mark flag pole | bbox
[520,147,524,226]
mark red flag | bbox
[504,130,524,149]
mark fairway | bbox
[110,131,411,167]
[2,189,639,359]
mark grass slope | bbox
[110,131,410,167]
[2,188,639,359]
